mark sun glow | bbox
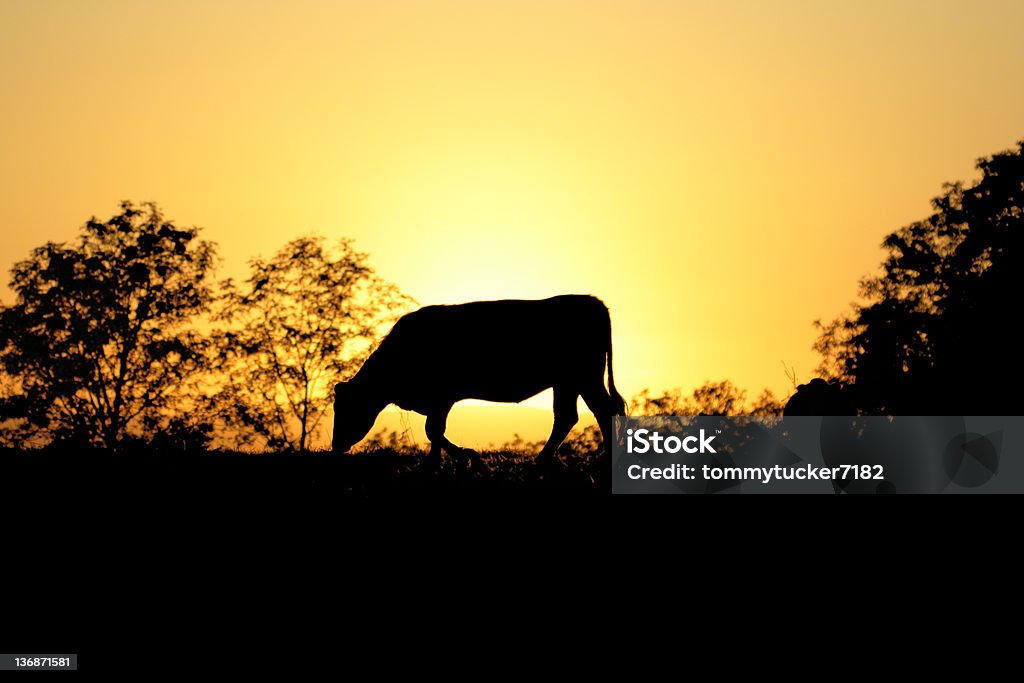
[2,0,1023,447]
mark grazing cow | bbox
[332,295,627,459]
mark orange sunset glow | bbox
[2,0,1023,447]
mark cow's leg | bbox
[537,386,579,462]
[425,405,469,460]
[581,382,616,455]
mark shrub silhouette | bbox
[630,380,782,416]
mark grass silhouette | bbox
[0,444,608,497]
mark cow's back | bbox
[365,295,610,409]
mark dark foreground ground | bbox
[0,446,607,498]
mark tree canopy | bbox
[214,236,412,451]
[0,201,217,448]
[816,141,1024,414]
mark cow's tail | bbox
[606,312,627,416]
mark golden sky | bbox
[2,1,1023,445]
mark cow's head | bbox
[332,381,379,453]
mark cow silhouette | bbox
[332,295,627,460]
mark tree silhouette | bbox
[214,236,412,451]
[0,201,216,448]
[816,141,1024,414]
[0,370,30,448]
